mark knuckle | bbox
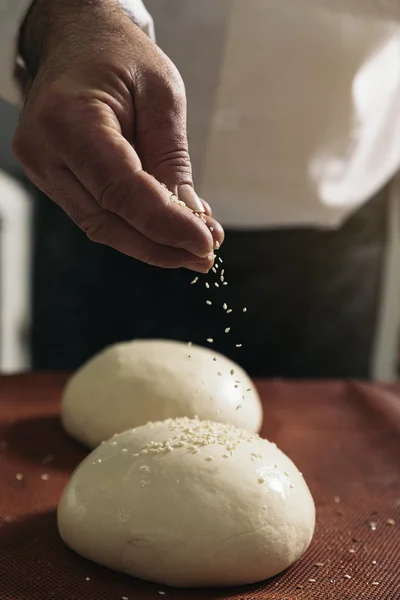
[81,214,111,244]
[98,180,130,215]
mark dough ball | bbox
[58,417,315,588]
[61,339,262,448]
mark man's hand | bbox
[13,0,224,272]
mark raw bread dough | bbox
[61,339,263,448]
[58,417,315,588]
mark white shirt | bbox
[2,0,400,229]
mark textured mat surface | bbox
[0,374,399,599]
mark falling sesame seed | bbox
[387,518,396,526]
[308,578,316,583]
[372,582,379,586]
[188,355,191,358]
[348,548,356,554]
[190,277,198,284]
[86,577,90,581]
[218,257,223,263]
[205,282,210,289]
[217,372,222,376]
[207,338,213,343]
[334,496,341,504]
[122,597,129,600]
[220,276,225,282]
[206,300,212,305]
[40,473,49,481]
[205,456,214,461]
[215,282,219,288]
[236,344,242,348]
[213,357,217,361]
[369,521,377,530]
[223,303,228,310]
[372,560,377,565]
[230,369,235,375]
[315,562,324,567]
[236,405,242,410]
[258,476,265,484]
[225,327,231,333]
[246,388,251,392]
[15,473,23,481]
[243,307,247,312]
[223,454,229,458]
[223,282,228,286]
[344,574,351,579]
[234,384,239,389]
[227,309,233,314]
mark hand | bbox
[13,0,224,272]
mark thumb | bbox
[134,60,205,214]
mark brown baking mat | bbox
[0,374,399,600]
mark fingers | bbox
[45,165,214,271]
[54,112,215,258]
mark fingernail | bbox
[178,184,205,213]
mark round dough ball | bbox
[61,339,262,448]
[58,417,315,588]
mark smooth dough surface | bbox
[58,417,315,588]
[61,339,263,448]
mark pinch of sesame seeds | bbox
[387,518,395,525]
[15,473,23,481]
[223,303,228,310]
[225,327,231,333]
[205,282,210,289]
[40,473,49,481]
[207,338,213,343]
[206,300,212,305]
[190,277,198,285]
[215,282,219,288]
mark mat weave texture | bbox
[0,374,399,600]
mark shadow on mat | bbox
[3,416,87,471]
